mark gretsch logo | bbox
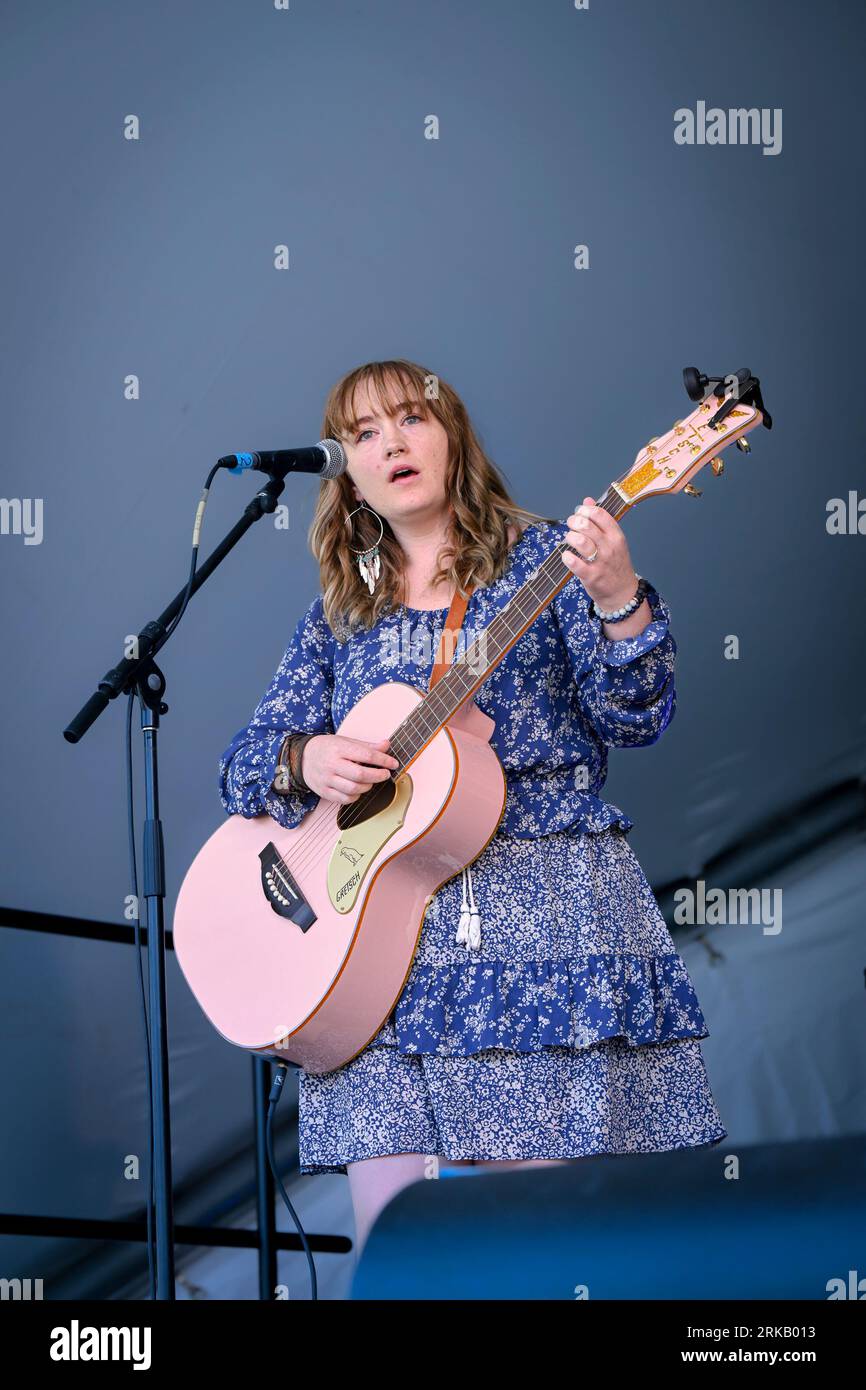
[336,871,361,902]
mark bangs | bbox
[336,362,431,439]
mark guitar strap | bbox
[426,582,483,952]
[429,583,474,690]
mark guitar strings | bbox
[279,521,619,880]
[281,546,566,878]
[281,511,623,878]
[280,519,622,877]
[276,434,731,875]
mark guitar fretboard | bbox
[387,485,628,773]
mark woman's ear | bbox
[343,465,363,505]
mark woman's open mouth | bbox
[389,467,419,484]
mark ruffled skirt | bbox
[296,824,727,1174]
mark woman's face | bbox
[342,381,451,528]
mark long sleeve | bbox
[550,571,677,748]
[218,593,336,830]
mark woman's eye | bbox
[355,414,421,443]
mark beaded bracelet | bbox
[591,575,649,623]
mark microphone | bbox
[217,438,347,480]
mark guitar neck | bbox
[387,485,628,773]
[380,375,771,775]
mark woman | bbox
[218,358,727,1254]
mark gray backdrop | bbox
[1,0,864,1288]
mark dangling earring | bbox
[346,499,384,595]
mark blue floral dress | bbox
[218,520,727,1173]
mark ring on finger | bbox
[571,543,599,564]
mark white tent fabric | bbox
[678,826,866,1145]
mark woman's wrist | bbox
[601,597,652,640]
[272,735,294,794]
[592,573,646,619]
[272,733,314,795]
[592,574,653,640]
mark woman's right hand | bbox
[300,734,400,805]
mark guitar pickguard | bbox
[327,772,413,913]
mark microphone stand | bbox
[64,473,287,1300]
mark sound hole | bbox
[336,773,398,830]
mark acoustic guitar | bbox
[173,368,771,1073]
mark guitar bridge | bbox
[258,843,316,932]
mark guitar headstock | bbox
[609,367,771,505]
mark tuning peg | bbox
[683,483,703,498]
[710,458,724,476]
[736,437,751,452]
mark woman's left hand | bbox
[562,497,640,612]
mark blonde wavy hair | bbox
[309,358,556,640]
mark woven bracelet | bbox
[288,733,314,793]
[273,733,312,795]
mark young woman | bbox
[218,358,727,1253]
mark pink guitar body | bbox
[173,682,507,1074]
